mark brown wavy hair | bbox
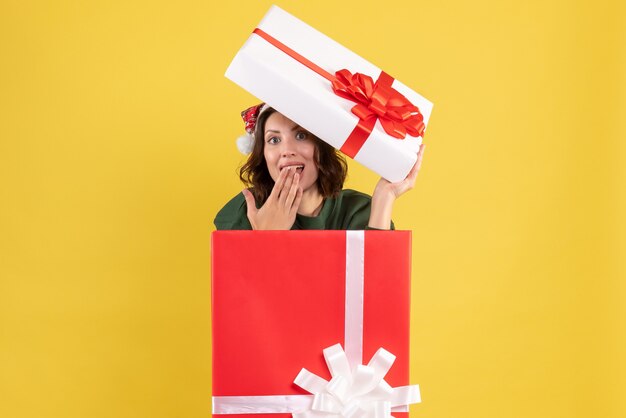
[239,107,348,204]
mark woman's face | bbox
[263,112,319,194]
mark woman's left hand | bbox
[368,143,425,229]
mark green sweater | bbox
[214,189,394,230]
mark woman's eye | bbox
[296,131,308,140]
[267,136,280,144]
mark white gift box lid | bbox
[225,5,433,182]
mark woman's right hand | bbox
[242,166,303,230]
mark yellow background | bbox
[1,1,624,417]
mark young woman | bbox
[214,105,425,230]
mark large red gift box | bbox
[211,231,418,418]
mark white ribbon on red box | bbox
[212,231,421,418]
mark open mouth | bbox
[282,164,304,174]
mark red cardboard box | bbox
[211,231,416,418]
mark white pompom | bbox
[236,134,254,154]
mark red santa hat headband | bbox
[236,103,269,154]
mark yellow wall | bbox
[1,1,624,417]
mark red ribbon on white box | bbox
[212,231,421,418]
[250,28,425,159]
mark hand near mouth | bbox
[242,166,303,230]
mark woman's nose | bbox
[280,137,297,157]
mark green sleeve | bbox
[338,190,395,230]
[213,193,253,230]
[365,223,396,230]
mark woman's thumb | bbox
[242,189,257,216]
